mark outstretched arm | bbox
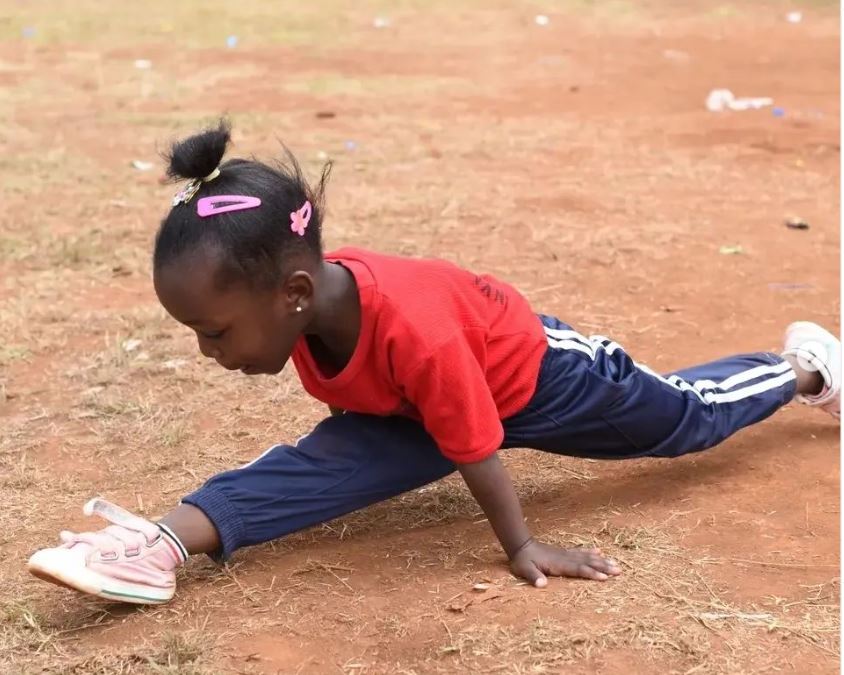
[458,453,621,586]
[396,336,622,585]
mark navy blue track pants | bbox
[183,315,796,559]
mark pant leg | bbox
[503,316,797,459]
[182,413,454,560]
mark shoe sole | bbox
[27,554,173,605]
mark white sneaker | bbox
[27,499,186,604]
[783,321,841,419]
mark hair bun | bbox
[166,119,231,181]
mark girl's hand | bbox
[510,539,621,587]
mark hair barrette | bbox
[290,200,312,236]
[197,195,262,218]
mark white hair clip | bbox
[171,167,222,207]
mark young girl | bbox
[28,122,840,605]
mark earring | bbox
[296,306,303,313]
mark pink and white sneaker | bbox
[27,498,187,604]
[783,321,841,419]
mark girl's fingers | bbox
[545,550,622,580]
[588,553,622,575]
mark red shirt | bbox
[292,248,547,463]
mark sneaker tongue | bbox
[84,499,161,542]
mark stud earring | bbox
[296,306,303,313]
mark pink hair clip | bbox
[290,200,312,236]
[196,195,262,218]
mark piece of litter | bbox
[21,26,36,39]
[786,11,802,24]
[729,96,773,111]
[344,140,358,151]
[535,14,550,26]
[122,338,142,353]
[719,245,744,255]
[226,35,239,48]
[315,111,336,119]
[133,59,152,70]
[163,359,189,369]
[135,351,150,362]
[316,150,329,161]
[131,160,154,171]
[785,217,810,230]
[706,89,733,111]
[706,88,773,112]
[373,17,391,28]
[472,583,491,592]
[772,106,786,118]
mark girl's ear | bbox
[283,270,315,314]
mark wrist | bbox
[506,535,535,560]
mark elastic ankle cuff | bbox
[181,486,247,563]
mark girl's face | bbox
[153,249,312,376]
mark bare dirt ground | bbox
[0,1,839,673]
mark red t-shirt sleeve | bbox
[399,330,503,464]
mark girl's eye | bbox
[200,329,226,340]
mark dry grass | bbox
[1,597,215,674]
[0,453,42,489]
[74,394,192,454]
[439,616,708,672]
[1,599,55,657]
[46,631,212,675]
[428,519,840,673]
